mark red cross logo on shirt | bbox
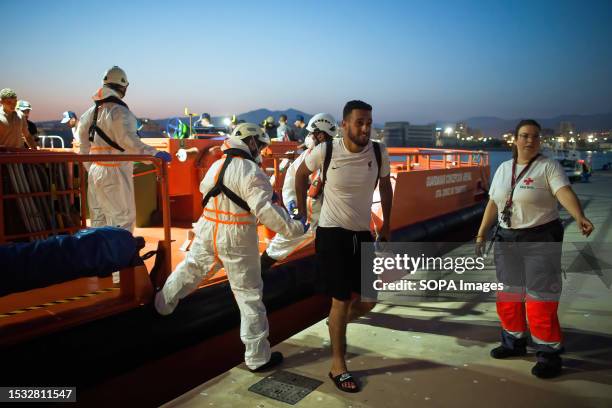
[523,177,534,185]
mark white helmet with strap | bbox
[231,122,270,146]
[229,122,270,162]
[306,113,337,138]
[103,66,129,87]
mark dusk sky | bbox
[2,0,611,124]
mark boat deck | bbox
[162,173,612,408]
[0,145,487,337]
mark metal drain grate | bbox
[248,370,323,405]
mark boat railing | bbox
[0,151,172,282]
[39,135,66,149]
[261,142,301,192]
[387,147,489,171]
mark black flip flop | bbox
[329,372,360,393]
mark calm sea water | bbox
[487,150,511,177]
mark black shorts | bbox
[315,226,375,301]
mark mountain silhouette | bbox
[36,110,612,138]
[458,112,612,137]
[154,108,313,131]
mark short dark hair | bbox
[343,100,372,119]
[512,119,541,160]
[279,114,287,122]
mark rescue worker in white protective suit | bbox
[155,123,307,371]
[260,113,337,272]
[77,66,172,232]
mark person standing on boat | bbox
[154,123,306,372]
[476,119,594,379]
[262,116,277,141]
[195,112,213,129]
[230,115,240,132]
[276,114,294,141]
[16,100,39,146]
[295,100,393,393]
[0,88,38,149]
[261,113,337,271]
[61,111,79,142]
[76,66,172,232]
[293,115,308,144]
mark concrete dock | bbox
[163,172,612,408]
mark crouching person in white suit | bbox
[154,123,306,371]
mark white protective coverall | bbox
[77,87,158,232]
[265,148,321,260]
[155,138,303,369]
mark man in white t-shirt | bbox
[295,100,393,393]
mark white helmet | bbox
[231,122,270,146]
[103,65,129,86]
[306,113,337,138]
[230,122,270,162]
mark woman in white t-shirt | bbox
[476,119,593,379]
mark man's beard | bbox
[347,130,370,147]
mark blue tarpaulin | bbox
[0,227,141,296]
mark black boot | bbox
[490,335,527,359]
[260,251,277,274]
[250,351,283,372]
[532,351,562,379]
[148,241,169,293]
[490,345,528,359]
